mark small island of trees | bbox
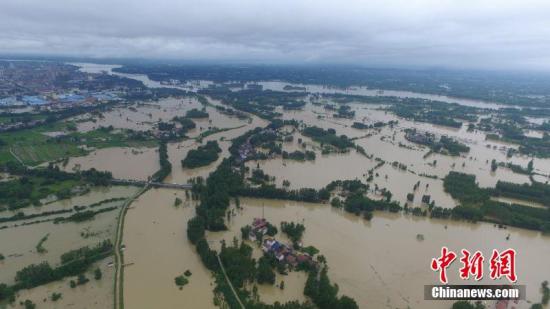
[181,141,222,168]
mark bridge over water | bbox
[110,178,193,189]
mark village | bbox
[248,217,316,269]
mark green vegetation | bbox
[304,266,359,309]
[191,159,243,230]
[443,172,550,232]
[184,128,358,309]
[543,281,550,305]
[53,206,118,224]
[302,126,354,150]
[0,123,155,166]
[117,64,550,108]
[0,164,112,211]
[0,176,81,211]
[172,116,196,131]
[239,185,330,203]
[451,301,485,309]
[257,256,276,285]
[23,299,36,309]
[51,292,62,301]
[94,268,102,280]
[0,240,112,302]
[35,233,50,254]
[390,99,475,128]
[405,130,470,156]
[201,87,307,119]
[498,161,533,175]
[443,172,489,205]
[351,121,395,130]
[282,150,316,161]
[175,275,189,287]
[0,209,73,223]
[152,141,172,182]
[494,181,550,206]
[481,119,550,158]
[344,193,402,216]
[186,108,209,118]
[219,240,256,288]
[182,141,222,168]
[280,221,306,245]
[332,105,355,119]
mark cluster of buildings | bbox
[0,60,130,111]
[0,91,121,108]
[405,129,435,145]
[237,138,255,162]
[250,218,315,268]
[261,238,314,267]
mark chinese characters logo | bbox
[431,247,517,284]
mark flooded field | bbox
[0,186,136,284]
[122,188,216,309]
[165,110,267,184]
[62,146,160,181]
[210,197,550,309]
[0,185,137,308]
[72,97,244,135]
[11,261,114,309]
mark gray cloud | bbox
[1,0,550,70]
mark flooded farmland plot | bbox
[62,146,160,181]
[0,185,138,307]
[122,188,216,309]
[208,198,550,309]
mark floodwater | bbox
[11,260,114,309]
[255,81,522,110]
[247,102,546,208]
[73,62,523,110]
[0,186,136,285]
[68,62,550,308]
[165,107,267,184]
[211,197,550,309]
[122,188,216,309]
[62,147,159,181]
[72,97,244,134]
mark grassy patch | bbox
[0,122,156,166]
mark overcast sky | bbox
[1,0,550,70]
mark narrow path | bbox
[113,185,149,309]
[217,254,246,309]
[9,147,25,166]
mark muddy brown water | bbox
[70,62,550,308]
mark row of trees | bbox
[443,171,550,232]
[0,240,113,302]
[152,141,171,181]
